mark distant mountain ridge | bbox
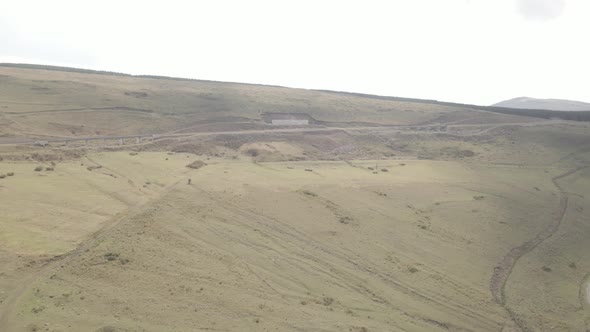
[493,97,590,112]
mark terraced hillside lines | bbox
[490,165,589,331]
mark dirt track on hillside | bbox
[490,166,589,332]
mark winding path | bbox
[490,166,588,331]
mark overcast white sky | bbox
[1,0,588,105]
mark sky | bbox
[0,0,589,105]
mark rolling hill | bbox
[493,96,590,112]
[1,63,590,331]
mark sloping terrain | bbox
[0,64,589,331]
[1,158,586,332]
[0,65,535,141]
[494,97,590,112]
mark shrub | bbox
[381,168,389,172]
[568,262,577,269]
[45,167,54,171]
[302,190,317,197]
[31,306,45,314]
[542,266,552,272]
[96,326,117,332]
[0,174,5,179]
[34,166,43,171]
[7,172,14,176]
[129,152,138,156]
[339,216,352,224]
[473,195,485,200]
[322,297,334,306]
[186,160,206,169]
[408,266,419,273]
[304,169,313,172]
[104,253,120,261]
[245,148,259,157]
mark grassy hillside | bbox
[1,63,590,331]
[0,64,537,140]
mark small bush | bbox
[473,195,485,200]
[31,306,45,314]
[129,152,138,156]
[245,148,259,157]
[96,326,117,332]
[568,262,577,269]
[542,266,552,272]
[408,266,419,273]
[0,174,5,179]
[322,297,334,306]
[7,172,14,176]
[381,168,388,172]
[34,166,43,172]
[104,253,120,261]
[45,167,54,171]
[339,216,352,224]
[186,160,206,169]
[87,165,102,171]
[304,169,313,172]
[367,167,374,170]
[302,190,317,197]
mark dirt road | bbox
[490,166,589,332]
[0,119,574,146]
